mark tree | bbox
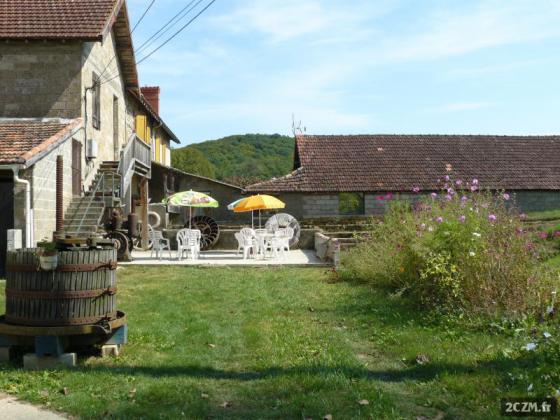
[171,146,216,179]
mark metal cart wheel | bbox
[185,215,220,250]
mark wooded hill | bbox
[171,134,294,186]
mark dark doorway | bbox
[72,139,82,196]
[0,178,14,277]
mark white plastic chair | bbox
[150,230,171,260]
[239,228,256,259]
[177,229,201,260]
[266,231,286,259]
[279,227,294,252]
[234,232,243,254]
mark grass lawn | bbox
[0,266,553,419]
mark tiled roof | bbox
[0,119,82,164]
[246,134,560,192]
[0,0,121,40]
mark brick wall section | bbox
[260,191,560,220]
[302,194,339,218]
[0,42,82,117]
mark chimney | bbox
[141,86,160,115]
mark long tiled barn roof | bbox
[246,134,560,192]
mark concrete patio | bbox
[121,249,329,267]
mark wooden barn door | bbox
[72,139,82,196]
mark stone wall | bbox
[0,41,82,118]
[302,194,339,218]
[31,138,74,243]
[262,190,560,219]
[80,32,128,189]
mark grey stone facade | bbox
[260,191,560,220]
[0,32,130,245]
[0,42,82,118]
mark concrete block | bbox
[23,353,76,370]
[101,345,120,358]
[0,347,13,362]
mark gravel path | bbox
[0,393,66,420]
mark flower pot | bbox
[39,252,58,271]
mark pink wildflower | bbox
[520,213,527,220]
[412,186,420,193]
[458,215,466,223]
[455,180,463,186]
[539,232,548,240]
[436,217,444,224]
[472,179,479,185]
[488,214,497,222]
[503,193,510,201]
[376,196,385,201]
[444,175,450,182]
[385,192,393,200]
[470,185,478,192]
[554,231,560,238]
[430,192,437,199]
[461,196,468,202]
[445,194,453,201]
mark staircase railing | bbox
[74,171,118,235]
[118,134,152,215]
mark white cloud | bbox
[211,0,394,44]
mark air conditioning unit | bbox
[86,139,98,159]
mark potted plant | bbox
[36,240,59,271]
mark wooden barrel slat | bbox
[4,248,117,326]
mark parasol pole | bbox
[189,206,192,229]
[251,211,254,229]
[259,209,262,228]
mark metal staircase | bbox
[63,134,152,238]
[63,163,122,237]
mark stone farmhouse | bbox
[0,0,179,273]
[247,134,560,219]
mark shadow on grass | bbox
[29,354,529,384]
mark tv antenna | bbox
[291,114,306,135]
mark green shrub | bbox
[339,176,558,318]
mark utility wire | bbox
[134,0,200,56]
[98,0,158,81]
[101,0,217,85]
[131,0,157,34]
[137,0,217,65]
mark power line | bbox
[100,0,217,85]
[98,0,158,81]
[135,0,200,56]
[131,0,157,34]
[137,0,217,65]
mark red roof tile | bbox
[246,134,560,192]
[0,0,121,40]
[0,119,82,164]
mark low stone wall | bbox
[315,232,340,263]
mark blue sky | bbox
[128,0,560,146]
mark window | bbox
[92,72,101,130]
[339,192,365,215]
